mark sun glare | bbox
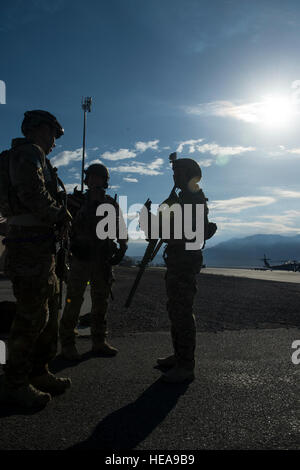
[259,95,295,128]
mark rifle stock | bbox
[124,239,162,308]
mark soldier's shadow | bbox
[50,349,115,374]
[67,378,190,450]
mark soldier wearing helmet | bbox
[143,153,216,383]
[59,163,128,361]
[83,163,110,189]
[0,110,72,409]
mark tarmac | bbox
[202,267,300,284]
[0,274,299,450]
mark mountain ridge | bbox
[127,234,300,268]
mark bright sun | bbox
[259,95,295,128]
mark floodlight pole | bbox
[81,97,92,192]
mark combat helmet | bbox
[169,152,202,182]
[21,110,64,139]
[84,163,110,188]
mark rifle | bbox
[124,185,177,308]
[124,237,163,308]
[55,176,71,309]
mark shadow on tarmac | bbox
[50,349,116,374]
[67,378,190,450]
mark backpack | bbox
[0,149,14,217]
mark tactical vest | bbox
[0,139,60,221]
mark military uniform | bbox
[163,189,207,372]
[157,156,216,382]
[60,183,127,358]
[3,139,64,384]
[0,111,71,408]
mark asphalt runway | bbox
[202,267,300,284]
[0,329,299,450]
[0,271,299,450]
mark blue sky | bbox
[2,0,300,253]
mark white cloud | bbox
[210,196,275,213]
[213,210,300,237]
[148,158,164,170]
[64,182,80,194]
[109,185,120,190]
[110,157,164,176]
[89,159,103,165]
[217,220,300,234]
[268,146,300,157]
[197,143,255,157]
[135,140,159,152]
[51,148,82,168]
[176,139,204,153]
[175,139,255,165]
[211,209,300,236]
[124,211,139,221]
[286,148,300,155]
[185,100,261,123]
[123,177,138,183]
[184,98,297,126]
[128,230,147,241]
[258,210,300,224]
[270,189,300,198]
[101,149,136,161]
[199,159,213,167]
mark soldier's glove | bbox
[109,242,128,265]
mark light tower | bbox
[81,96,92,192]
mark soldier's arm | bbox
[10,145,64,224]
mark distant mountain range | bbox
[204,234,300,267]
[2,234,300,270]
[128,234,300,268]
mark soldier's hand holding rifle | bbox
[56,206,73,241]
[124,198,163,308]
[125,153,181,308]
[55,204,73,309]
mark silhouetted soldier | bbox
[141,155,216,383]
[0,110,72,408]
[59,163,128,361]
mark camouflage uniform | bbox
[163,189,207,371]
[3,138,64,387]
[59,189,126,351]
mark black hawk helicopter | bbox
[261,254,300,272]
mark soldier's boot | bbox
[91,340,118,356]
[31,372,71,396]
[61,344,81,361]
[0,378,51,409]
[156,354,176,368]
[161,365,195,384]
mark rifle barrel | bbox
[124,239,159,308]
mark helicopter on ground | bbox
[261,254,300,272]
